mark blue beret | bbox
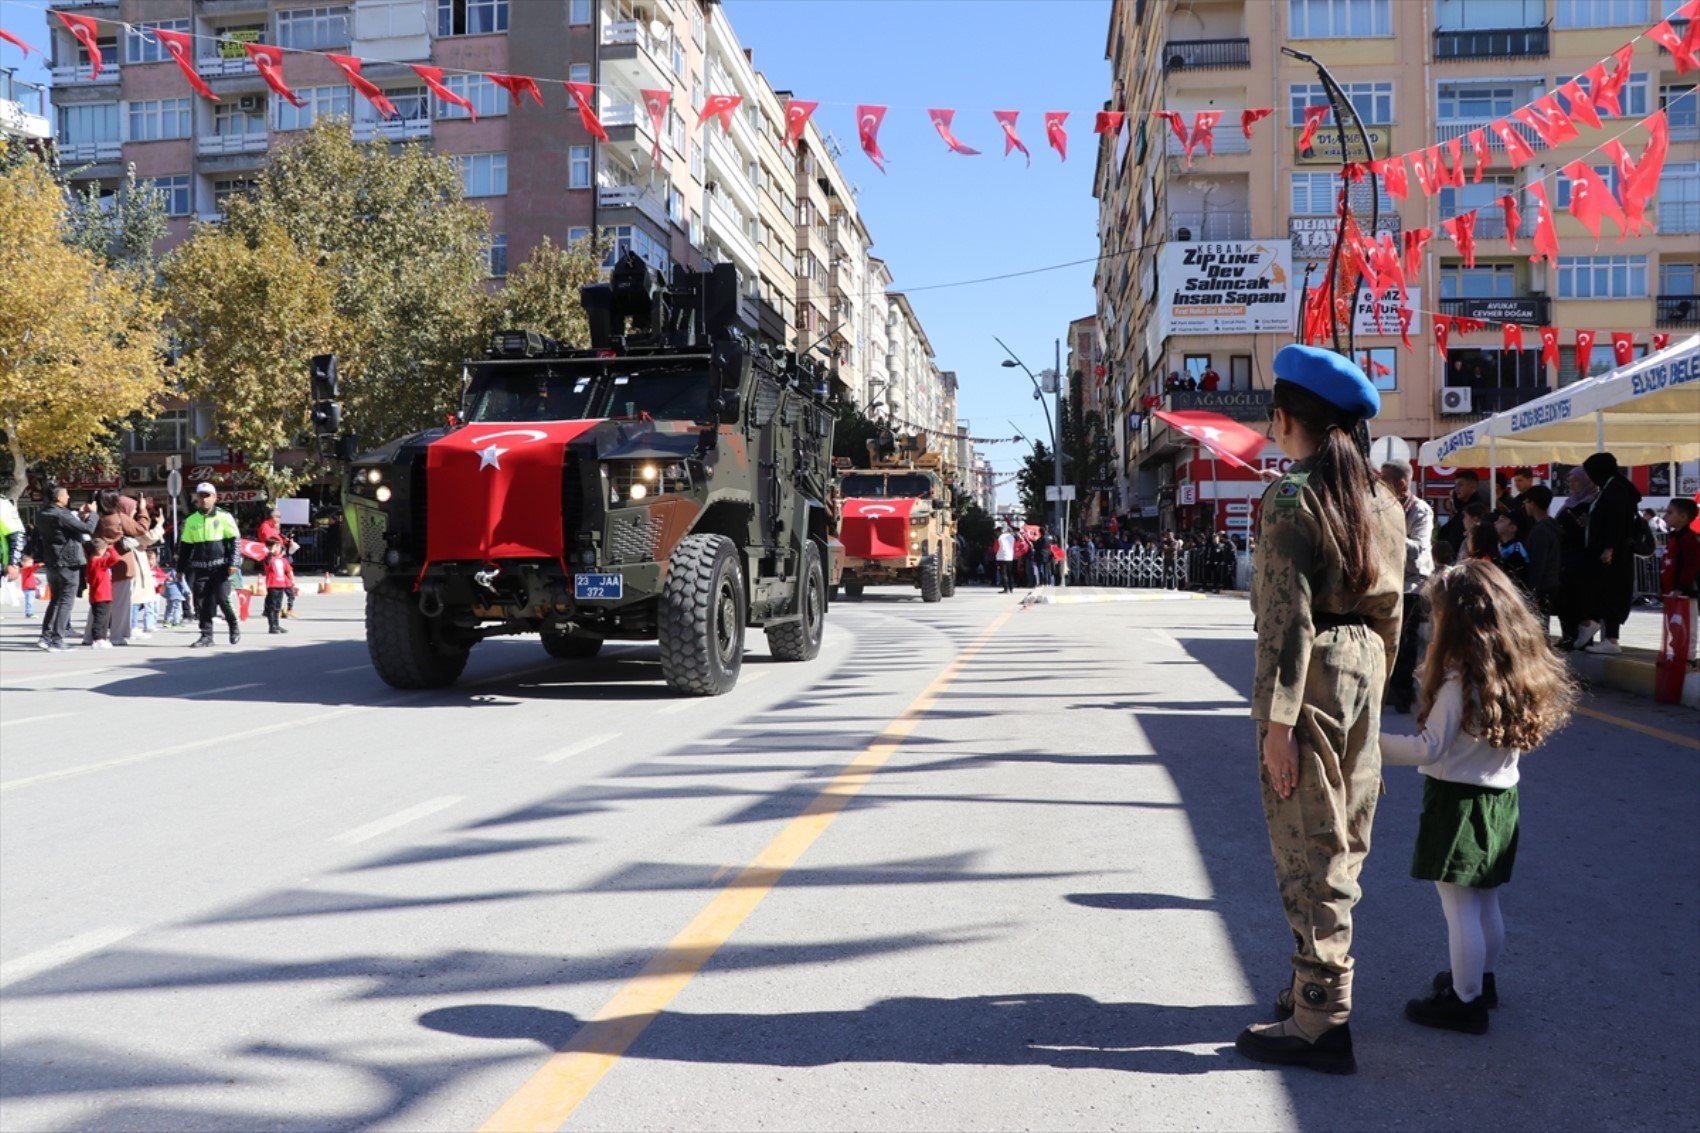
[1273,344,1381,420]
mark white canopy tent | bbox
[1419,334,1700,473]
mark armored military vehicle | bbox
[832,432,956,603]
[324,252,836,695]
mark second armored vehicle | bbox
[832,432,957,603]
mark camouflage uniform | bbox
[1249,459,1406,1026]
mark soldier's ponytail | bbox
[1272,381,1380,595]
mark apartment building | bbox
[2,66,51,142]
[1095,0,1698,533]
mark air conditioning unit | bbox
[1439,386,1473,415]
[237,94,263,114]
[127,466,155,485]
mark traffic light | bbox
[310,354,339,402]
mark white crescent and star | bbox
[469,429,549,472]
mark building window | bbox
[1289,172,1392,215]
[1559,71,1649,118]
[126,21,191,64]
[1288,81,1393,126]
[1439,262,1518,298]
[691,141,704,182]
[568,63,591,85]
[1287,0,1391,38]
[569,0,593,25]
[568,145,591,189]
[671,33,685,77]
[667,108,685,151]
[275,85,352,131]
[57,102,118,144]
[568,226,591,246]
[213,177,259,214]
[128,408,191,453]
[141,175,191,217]
[366,86,429,129]
[127,97,193,141]
[1182,354,1211,381]
[1359,346,1397,391]
[596,224,669,272]
[1558,346,1618,385]
[1555,0,1650,28]
[275,6,351,51]
[213,98,267,136]
[1436,83,1521,122]
[488,233,508,278]
[667,185,684,223]
[1555,255,1648,299]
[457,152,508,197]
[1658,162,1700,232]
[437,0,508,36]
[435,74,505,119]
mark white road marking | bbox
[537,732,621,764]
[330,796,462,845]
[658,698,697,716]
[0,927,136,990]
[182,682,262,698]
[325,664,370,675]
[0,712,72,729]
[3,666,115,683]
[1148,629,1183,650]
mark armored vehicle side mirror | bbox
[714,390,742,423]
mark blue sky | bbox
[0,0,1110,492]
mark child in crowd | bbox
[19,554,39,619]
[1492,509,1531,592]
[1381,560,1576,1035]
[162,568,187,628]
[262,538,295,634]
[1663,498,1700,669]
[84,538,120,649]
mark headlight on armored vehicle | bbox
[607,461,690,504]
[374,485,392,503]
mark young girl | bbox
[1381,559,1576,1034]
[84,538,120,649]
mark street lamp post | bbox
[996,336,1067,587]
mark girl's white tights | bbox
[1435,882,1504,1002]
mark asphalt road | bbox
[0,586,1695,1131]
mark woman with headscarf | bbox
[1573,452,1642,655]
[81,491,153,646]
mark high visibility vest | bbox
[181,508,240,544]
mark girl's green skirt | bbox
[1410,776,1520,888]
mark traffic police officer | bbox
[178,482,243,647]
[1237,345,1406,1075]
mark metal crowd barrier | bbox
[1063,547,1253,592]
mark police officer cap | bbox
[1273,344,1381,420]
[194,481,216,495]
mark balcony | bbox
[704,192,758,271]
[51,62,120,86]
[598,183,669,231]
[1433,117,1540,148]
[1445,385,1550,415]
[1167,210,1252,241]
[1163,130,1250,158]
[1434,24,1549,61]
[1674,117,1700,144]
[1447,211,1535,240]
[1657,294,1700,328]
[353,117,431,143]
[600,18,670,92]
[196,53,259,77]
[1162,38,1250,70]
[1657,200,1700,235]
[197,132,268,156]
[600,102,658,153]
[0,71,50,140]
[56,138,121,162]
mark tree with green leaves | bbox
[481,234,604,348]
[64,163,168,272]
[1015,440,1054,525]
[829,393,885,468]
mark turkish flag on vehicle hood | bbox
[425,421,603,563]
[837,497,918,561]
[1153,409,1267,471]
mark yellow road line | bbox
[1576,705,1700,751]
[477,609,1015,1133]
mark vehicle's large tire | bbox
[940,560,956,598]
[843,582,864,599]
[658,533,745,695]
[542,629,603,660]
[766,541,825,662]
[366,587,469,689]
[920,556,943,603]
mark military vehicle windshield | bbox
[464,361,712,423]
[840,473,934,499]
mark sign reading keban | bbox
[1353,287,1419,338]
[1155,240,1296,339]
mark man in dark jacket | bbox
[1435,469,1481,555]
[177,482,243,647]
[1523,485,1563,638]
[33,484,97,650]
[1553,467,1596,649]
[1574,451,1642,654]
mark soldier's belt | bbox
[1313,613,1372,630]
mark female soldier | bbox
[1236,345,1406,1075]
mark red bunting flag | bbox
[1654,332,1672,352]
[412,64,474,121]
[1540,326,1560,371]
[1094,110,1125,135]
[1600,139,1645,234]
[1,28,38,56]
[1402,226,1432,280]
[151,28,218,102]
[927,108,980,155]
[1468,128,1490,183]
[1397,301,1416,353]
[857,104,888,172]
[1241,106,1274,138]
[329,54,396,120]
[1444,137,1466,187]
[53,12,104,79]
[1499,193,1523,253]
[1298,104,1331,153]
[1528,181,1561,271]
[698,93,742,131]
[1591,44,1636,117]
[1412,148,1440,197]
[1519,93,1580,147]
[1503,323,1524,353]
[1372,154,1408,201]
[994,110,1030,165]
[1359,354,1392,378]
[783,99,817,149]
[564,81,608,142]
[1442,211,1478,269]
[1454,316,1486,336]
[1044,111,1069,160]
[1650,19,1700,73]
[641,89,670,165]
[1622,110,1668,237]
[489,72,543,107]
[1611,332,1635,367]
[1185,110,1221,165]
[1558,79,1602,130]
[1491,117,1537,168]
[1576,329,1597,375]
[1433,314,1452,361]
[1561,161,1629,243]
[245,43,303,108]
[1152,110,1187,145]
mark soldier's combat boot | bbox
[1237,972,1356,1075]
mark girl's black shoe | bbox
[1432,969,1498,1008]
[1405,988,1489,1034]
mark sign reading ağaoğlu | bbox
[1156,240,1295,338]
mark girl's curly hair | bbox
[1418,559,1578,750]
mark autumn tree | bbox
[0,148,170,502]
[482,235,604,347]
[173,120,491,457]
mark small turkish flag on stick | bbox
[412,65,474,122]
[1654,332,1672,352]
[783,99,817,149]
[246,43,303,108]
[1044,111,1069,161]
[53,11,104,79]
[857,104,888,172]
[564,81,608,141]
[1152,409,1267,471]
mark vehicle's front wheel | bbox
[541,629,603,660]
[658,533,745,695]
[366,586,469,689]
[920,556,943,603]
[767,541,825,661]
